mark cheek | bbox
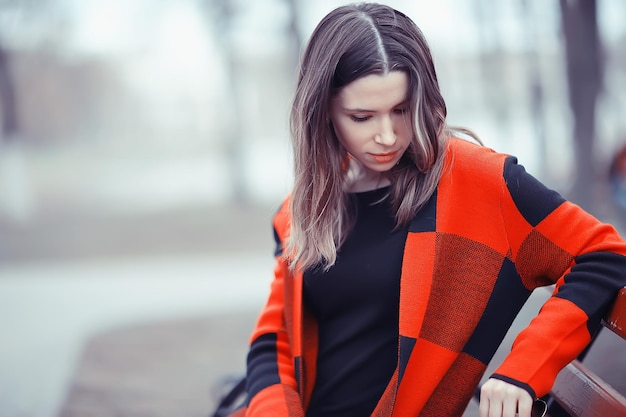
[331,125,347,151]
[398,122,413,144]
[333,121,359,148]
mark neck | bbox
[343,159,390,192]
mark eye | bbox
[350,115,371,122]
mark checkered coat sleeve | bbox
[241,138,626,417]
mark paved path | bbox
[0,254,272,417]
[59,310,256,417]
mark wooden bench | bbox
[544,286,626,417]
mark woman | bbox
[238,3,626,417]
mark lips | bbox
[370,151,398,163]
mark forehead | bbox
[334,71,409,109]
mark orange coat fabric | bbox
[243,138,626,416]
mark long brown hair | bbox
[288,3,449,271]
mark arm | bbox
[489,157,626,400]
[245,203,305,417]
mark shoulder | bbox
[438,137,512,198]
[444,137,509,176]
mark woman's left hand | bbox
[478,378,534,417]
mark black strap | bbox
[211,376,247,417]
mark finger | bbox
[502,396,519,417]
[488,398,503,417]
[516,395,534,417]
[478,395,490,417]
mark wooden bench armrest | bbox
[549,360,626,417]
[602,286,626,339]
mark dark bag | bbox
[211,375,247,417]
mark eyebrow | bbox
[342,101,410,113]
[342,107,374,112]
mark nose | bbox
[374,116,397,146]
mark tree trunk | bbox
[0,43,18,142]
[284,0,303,71]
[559,0,602,213]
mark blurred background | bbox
[0,0,625,416]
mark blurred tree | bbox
[472,0,509,134]
[0,41,32,222]
[284,0,303,70]
[0,42,18,143]
[200,0,302,205]
[0,0,58,222]
[0,0,72,144]
[559,0,603,212]
[520,0,548,180]
[200,0,248,204]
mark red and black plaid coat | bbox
[240,138,626,417]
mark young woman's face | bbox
[331,71,412,183]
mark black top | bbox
[303,187,408,417]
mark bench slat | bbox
[550,360,626,417]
